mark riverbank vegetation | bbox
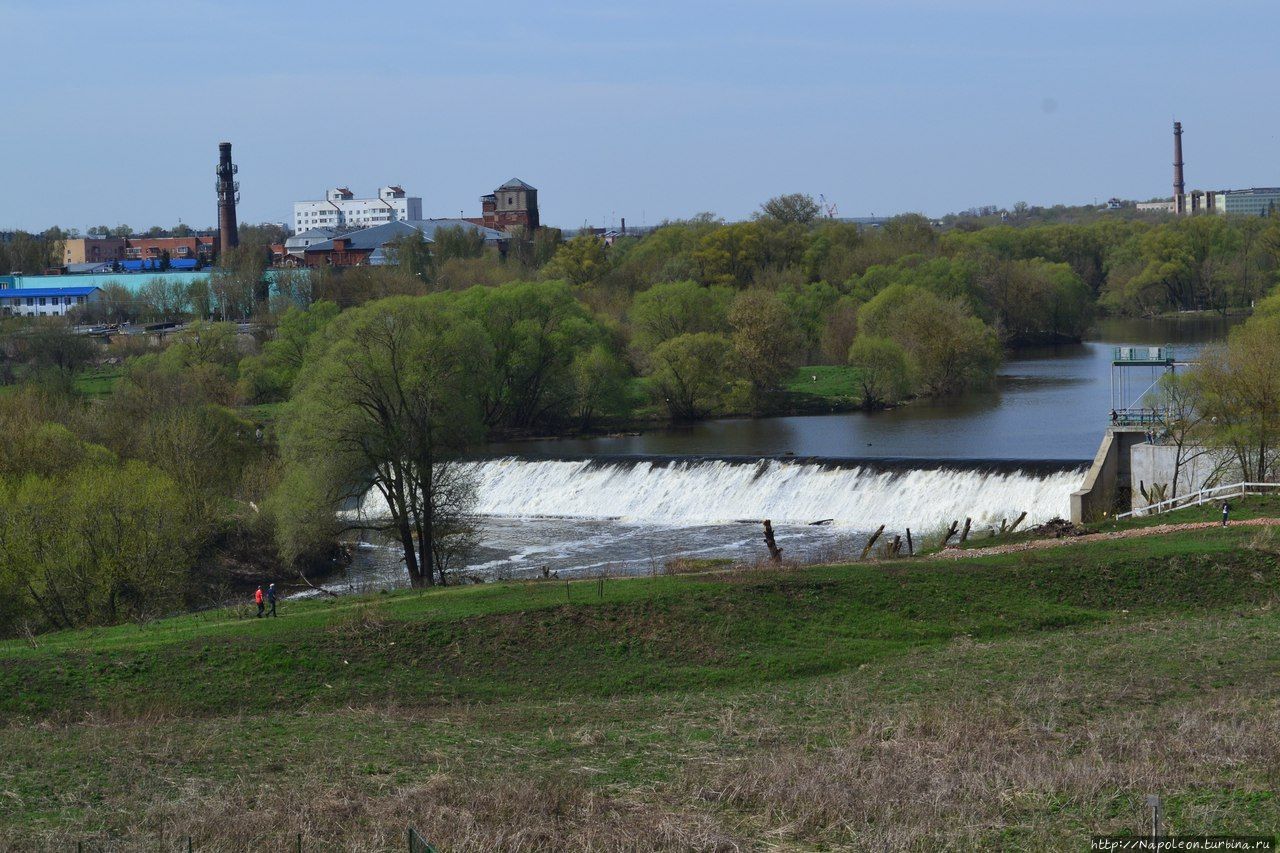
[1,197,1279,630]
[1140,301,1280,491]
[3,525,1278,848]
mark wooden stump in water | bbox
[940,520,960,547]
[762,519,783,562]
[859,525,886,560]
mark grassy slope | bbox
[950,493,1280,552]
[3,528,1279,849]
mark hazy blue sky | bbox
[3,0,1277,231]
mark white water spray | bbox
[359,457,1085,531]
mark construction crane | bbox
[818,193,839,219]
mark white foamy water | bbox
[357,457,1086,530]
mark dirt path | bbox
[932,517,1280,560]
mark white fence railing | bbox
[1117,481,1280,519]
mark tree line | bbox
[4,194,1280,632]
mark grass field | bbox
[783,364,863,401]
[3,527,1279,850]
[71,365,124,397]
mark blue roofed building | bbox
[0,285,102,317]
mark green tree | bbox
[569,344,631,430]
[158,322,243,379]
[270,268,314,311]
[0,461,191,632]
[972,257,1092,344]
[859,285,1000,396]
[728,289,803,410]
[212,244,268,319]
[280,296,488,587]
[386,229,434,283]
[1188,313,1280,482]
[137,403,258,525]
[647,332,732,421]
[847,336,912,408]
[238,302,340,403]
[759,192,821,225]
[819,295,861,364]
[453,281,609,430]
[136,277,191,322]
[432,225,486,264]
[18,320,97,380]
[628,280,733,353]
[692,222,764,288]
[778,281,840,362]
[543,234,609,286]
[186,278,214,320]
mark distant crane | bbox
[818,193,839,219]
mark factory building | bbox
[1219,188,1280,217]
[0,285,102,317]
[300,219,507,267]
[293,186,422,233]
[1154,122,1275,217]
[63,236,215,267]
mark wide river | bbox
[338,317,1232,591]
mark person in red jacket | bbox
[254,585,265,618]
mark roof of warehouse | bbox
[304,219,507,253]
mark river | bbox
[337,317,1233,591]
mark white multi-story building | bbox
[292,186,422,233]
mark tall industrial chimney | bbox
[1172,121,1185,215]
[216,142,240,255]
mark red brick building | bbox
[469,178,539,232]
[123,236,216,262]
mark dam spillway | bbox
[360,456,1089,531]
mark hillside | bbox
[3,526,1279,850]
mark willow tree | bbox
[1188,313,1280,483]
[278,296,488,586]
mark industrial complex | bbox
[2,120,1274,320]
[1136,121,1280,217]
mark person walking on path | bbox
[266,583,277,617]
[254,585,265,618]
[1222,501,1231,527]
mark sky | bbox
[2,0,1278,232]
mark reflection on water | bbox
[491,317,1237,462]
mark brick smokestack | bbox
[1172,121,1185,214]
[216,141,240,255]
